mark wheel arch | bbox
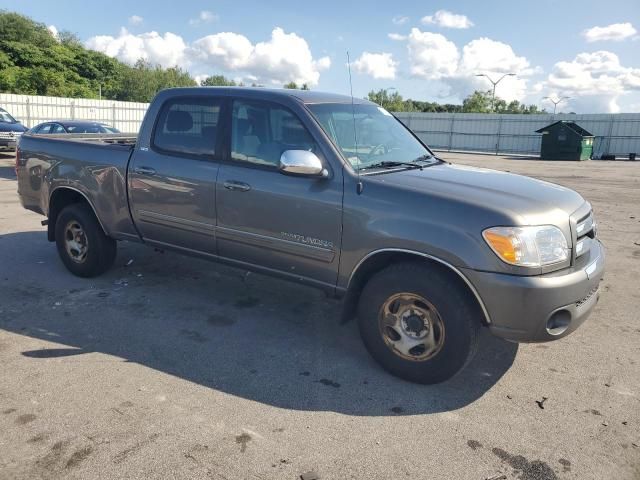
[47,187,108,241]
[341,249,491,326]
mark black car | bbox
[30,121,121,134]
[0,107,28,150]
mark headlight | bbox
[482,226,569,267]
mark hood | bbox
[0,122,27,133]
[368,162,586,224]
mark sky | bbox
[3,0,640,112]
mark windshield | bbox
[0,108,17,124]
[308,103,434,170]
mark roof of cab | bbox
[162,86,375,105]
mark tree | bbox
[462,90,492,113]
[367,89,407,112]
[0,11,198,101]
[200,75,236,87]
[284,81,298,89]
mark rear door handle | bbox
[134,166,156,176]
[223,180,251,192]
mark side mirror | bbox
[279,150,328,178]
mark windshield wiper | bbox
[359,161,426,171]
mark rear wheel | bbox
[357,262,479,384]
[54,203,116,277]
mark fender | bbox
[348,248,492,324]
[48,185,109,237]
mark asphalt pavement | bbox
[0,151,638,479]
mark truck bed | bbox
[17,133,139,238]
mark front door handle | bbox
[134,166,156,176]
[223,180,251,192]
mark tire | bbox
[357,262,480,384]
[54,203,116,278]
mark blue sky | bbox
[3,0,640,112]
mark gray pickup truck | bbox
[16,87,605,383]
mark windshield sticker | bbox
[377,107,392,116]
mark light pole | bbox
[475,73,516,112]
[543,96,570,115]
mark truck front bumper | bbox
[462,240,605,342]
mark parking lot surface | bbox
[1,151,639,480]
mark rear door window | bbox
[152,97,221,157]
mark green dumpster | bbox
[535,121,594,161]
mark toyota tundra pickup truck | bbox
[16,87,605,384]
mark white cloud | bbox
[192,27,330,86]
[388,33,407,41]
[189,10,219,25]
[352,52,397,79]
[407,29,459,79]
[459,38,532,75]
[421,10,473,29]
[582,22,637,42]
[537,50,640,112]
[87,26,330,86]
[47,25,59,40]
[86,28,189,67]
[128,15,143,26]
[392,15,409,25]
[548,51,634,93]
[404,29,536,101]
[458,38,534,101]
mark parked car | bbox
[30,120,120,134]
[16,87,605,384]
[0,106,28,150]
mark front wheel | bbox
[54,203,117,278]
[357,263,480,384]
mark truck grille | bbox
[0,131,23,140]
[574,211,596,260]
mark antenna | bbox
[347,51,363,195]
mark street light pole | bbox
[475,73,516,112]
[543,96,570,115]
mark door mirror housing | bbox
[279,150,328,178]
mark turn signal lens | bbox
[483,226,569,267]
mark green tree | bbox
[462,90,492,113]
[284,81,298,89]
[200,75,236,87]
[367,89,407,112]
[0,11,197,101]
